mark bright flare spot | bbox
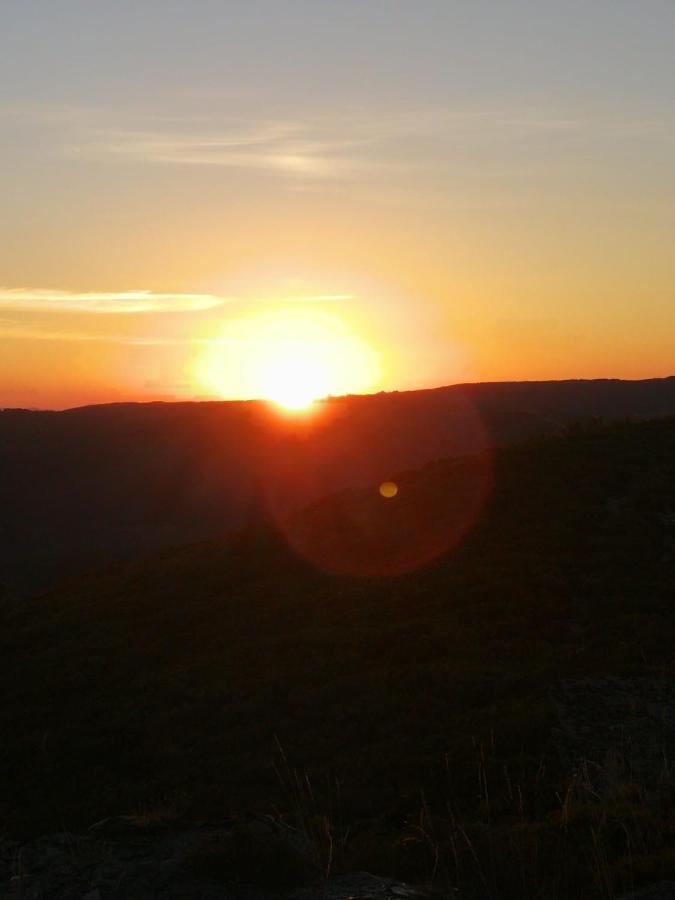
[194,309,379,411]
[379,481,398,498]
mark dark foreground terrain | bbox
[2,415,675,897]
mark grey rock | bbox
[549,676,675,792]
[619,883,675,899]
[2,823,437,900]
[88,816,141,838]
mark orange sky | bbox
[2,3,675,409]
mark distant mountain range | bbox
[2,376,675,592]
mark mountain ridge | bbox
[3,375,675,592]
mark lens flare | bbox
[261,394,493,577]
[379,481,398,498]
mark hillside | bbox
[2,376,675,592]
[2,415,675,897]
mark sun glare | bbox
[257,341,329,410]
[194,309,379,410]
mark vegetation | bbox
[2,415,675,896]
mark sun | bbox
[257,341,330,410]
[194,308,379,409]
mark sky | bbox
[2,1,675,408]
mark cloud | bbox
[0,319,169,344]
[68,121,362,179]
[9,101,675,189]
[0,289,355,344]
[0,289,227,314]
[0,288,352,315]
[59,105,617,182]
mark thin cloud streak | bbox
[0,288,353,315]
[0,288,355,343]
[0,322,343,347]
[0,319,232,345]
[68,122,362,179]
[0,289,227,314]
[9,101,673,186]
[0,320,181,345]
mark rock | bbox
[290,872,443,899]
[0,822,438,900]
[88,815,141,838]
[619,883,675,899]
[549,676,675,792]
[182,819,317,889]
[91,862,123,887]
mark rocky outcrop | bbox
[0,817,439,899]
[619,884,675,899]
[549,676,675,791]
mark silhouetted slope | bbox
[2,376,675,591]
[2,415,675,843]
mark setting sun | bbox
[257,342,329,410]
[194,309,380,410]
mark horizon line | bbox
[2,372,675,414]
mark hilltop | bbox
[2,376,675,592]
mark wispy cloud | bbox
[0,289,227,314]
[68,120,362,179]
[66,109,574,180]
[7,101,674,186]
[0,319,178,344]
[0,288,352,315]
[0,288,355,343]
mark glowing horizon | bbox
[2,3,675,409]
[193,308,380,411]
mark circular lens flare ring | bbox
[262,396,493,578]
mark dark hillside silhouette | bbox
[3,415,675,896]
[2,376,675,591]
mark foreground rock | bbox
[619,884,675,899]
[550,676,675,791]
[0,817,439,899]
